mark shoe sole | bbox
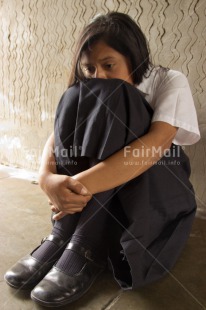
[30,268,103,307]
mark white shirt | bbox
[137,66,200,145]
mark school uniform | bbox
[54,68,200,289]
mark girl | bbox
[5,12,200,307]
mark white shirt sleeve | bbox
[151,69,200,145]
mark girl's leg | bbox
[31,213,80,262]
[31,157,90,263]
[55,186,116,275]
[31,160,120,307]
[28,79,156,306]
[34,156,117,274]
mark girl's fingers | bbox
[50,202,86,213]
[52,211,67,221]
[47,191,91,209]
[62,192,91,206]
[51,205,59,212]
[53,207,84,220]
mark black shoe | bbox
[4,234,66,290]
[31,242,105,307]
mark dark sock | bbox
[32,213,80,263]
[56,189,115,275]
[56,248,86,275]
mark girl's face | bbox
[80,40,134,85]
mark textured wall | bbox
[0,0,205,214]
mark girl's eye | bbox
[105,64,114,69]
[83,66,95,74]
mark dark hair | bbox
[68,12,153,86]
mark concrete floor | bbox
[0,165,206,310]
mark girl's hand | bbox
[39,173,92,220]
[49,203,67,221]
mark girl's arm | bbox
[39,122,177,216]
[73,121,178,194]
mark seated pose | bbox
[4,12,200,308]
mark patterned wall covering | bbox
[0,0,205,214]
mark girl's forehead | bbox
[81,41,121,62]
